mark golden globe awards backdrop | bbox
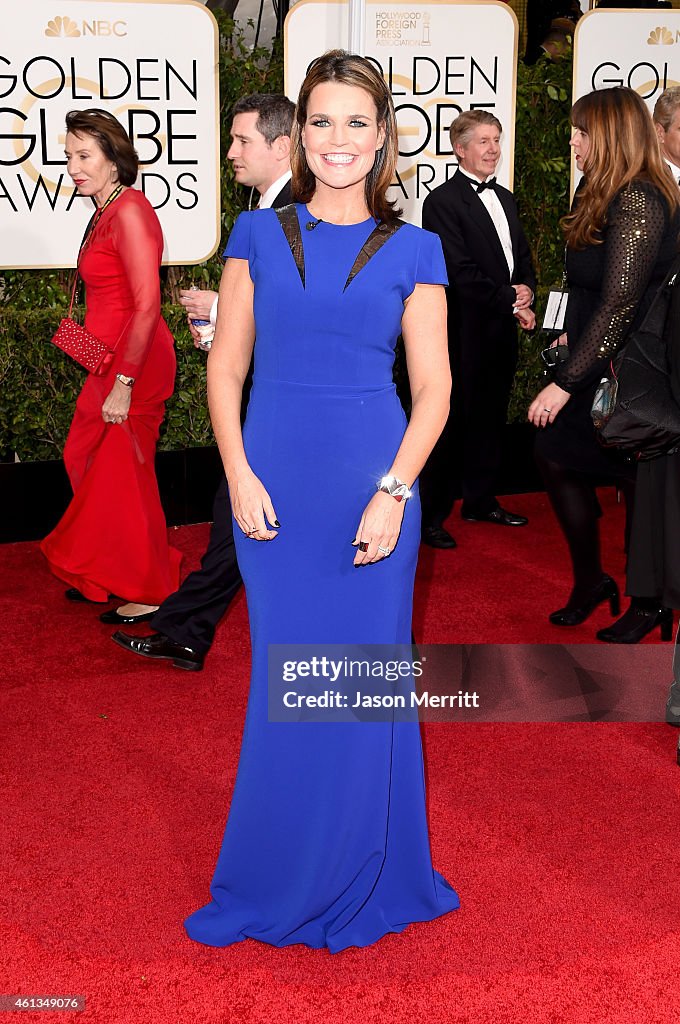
[285,0,518,225]
[572,8,680,190]
[0,0,219,269]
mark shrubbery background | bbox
[0,20,572,461]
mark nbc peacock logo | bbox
[647,26,674,46]
[45,16,81,37]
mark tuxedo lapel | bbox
[273,180,293,208]
[453,172,509,281]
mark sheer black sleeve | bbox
[555,183,668,393]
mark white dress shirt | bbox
[458,167,514,277]
[210,169,294,324]
[664,157,680,187]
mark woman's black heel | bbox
[596,604,674,644]
[549,575,620,627]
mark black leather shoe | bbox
[596,605,673,644]
[100,608,157,625]
[461,506,528,527]
[421,525,457,549]
[66,588,118,603]
[111,631,204,671]
[549,575,620,627]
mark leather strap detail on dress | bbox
[343,219,405,291]
[275,205,305,288]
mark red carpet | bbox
[2,490,679,1023]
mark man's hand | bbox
[515,306,536,330]
[512,284,534,310]
[179,288,218,320]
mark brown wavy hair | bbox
[562,87,680,249]
[290,50,401,223]
[65,108,138,186]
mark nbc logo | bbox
[647,26,674,46]
[45,16,81,37]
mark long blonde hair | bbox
[562,87,680,249]
[290,50,401,224]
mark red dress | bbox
[41,189,181,603]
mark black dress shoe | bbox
[99,608,157,625]
[596,604,673,644]
[65,588,104,603]
[461,506,528,527]
[549,575,620,627]
[421,525,457,549]
[66,588,117,603]
[111,630,204,671]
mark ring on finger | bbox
[377,544,390,556]
[359,541,369,553]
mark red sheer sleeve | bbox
[113,197,163,377]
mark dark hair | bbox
[65,108,138,186]
[290,50,401,224]
[231,93,295,145]
[563,87,680,249]
[450,109,502,152]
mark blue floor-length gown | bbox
[184,204,459,952]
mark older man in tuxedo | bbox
[111,93,295,668]
[654,86,680,185]
[420,109,536,548]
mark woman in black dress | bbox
[529,87,680,640]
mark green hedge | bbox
[0,38,572,460]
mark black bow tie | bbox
[476,177,497,194]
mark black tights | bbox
[536,453,635,600]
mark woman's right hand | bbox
[550,333,568,349]
[228,469,280,541]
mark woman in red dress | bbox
[41,109,181,622]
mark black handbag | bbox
[592,256,680,460]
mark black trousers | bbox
[150,475,242,654]
[420,328,518,525]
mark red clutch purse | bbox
[51,194,119,376]
[51,315,115,375]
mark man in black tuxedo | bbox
[420,109,537,548]
[111,93,295,669]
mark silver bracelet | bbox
[377,474,413,503]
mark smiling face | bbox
[656,108,680,170]
[300,81,386,197]
[455,124,501,180]
[65,130,119,206]
[570,126,590,171]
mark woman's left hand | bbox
[352,491,405,566]
[528,381,571,428]
[102,379,132,424]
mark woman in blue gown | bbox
[184,50,459,952]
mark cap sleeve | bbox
[223,211,253,261]
[415,228,448,286]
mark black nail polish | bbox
[274,520,281,528]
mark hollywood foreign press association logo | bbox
[45,16,81,37]
[648,26,674,46]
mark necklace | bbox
[79,184,124,257]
